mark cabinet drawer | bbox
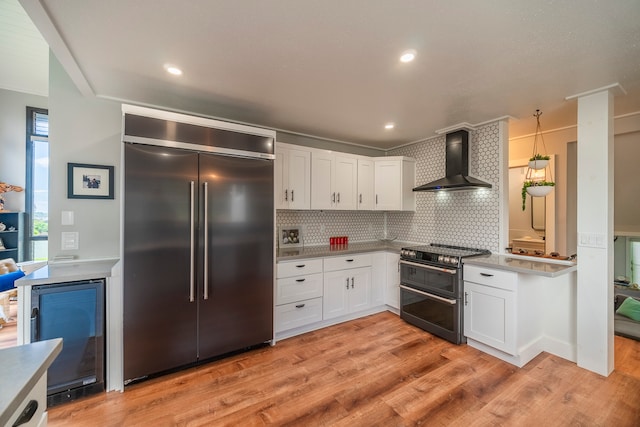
[464,265,517,291]
[276,273,323,305]
[324,253,372,272]
[275,297,323,332]
[277,258,323,278]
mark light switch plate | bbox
[61,231,79,250]
[61,211,74,225]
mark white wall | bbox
[48,53,122,260]
[0,88,47,211]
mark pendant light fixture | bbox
[521,109,555,210]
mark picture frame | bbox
[67,163,115,199]
[278,225,303,248]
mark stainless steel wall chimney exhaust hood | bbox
[413,129,492,192]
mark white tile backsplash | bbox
[276,121,502,252]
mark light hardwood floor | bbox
[45,311,640,426]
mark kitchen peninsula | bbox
[463,254,577,367]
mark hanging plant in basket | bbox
[528,154,550,170]
[522,180,555,210]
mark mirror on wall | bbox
[531,196,545,231]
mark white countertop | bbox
[15,258,119,287]
[0,338,62,426]
[277,241,408,261]
[464,254,577,277]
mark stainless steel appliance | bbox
[31,279,105,405]
[123,110,275,384]
[399,244,490,344]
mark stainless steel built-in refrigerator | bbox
[122,111,274,383]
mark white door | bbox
[464,281,516,355]
[311,151,334,210]
[349,267,372,312]
[375,160,401,210]
[274,147,288,209]
[334,155,358,210]
[323,270,349,319]
[357,159,375,210]
[287,148,311,210]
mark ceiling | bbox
[11,0,640,149]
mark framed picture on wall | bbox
[278,225,303,248]
[67,163,115,199]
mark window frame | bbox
[25,106,49,261]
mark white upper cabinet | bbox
[275,143,311,210]
[374,157,416,211]
[311,150,358,210]
[357,158,375,210]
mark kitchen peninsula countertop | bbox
[277,241,408,261]
[463,254,576,277]
[15,258,119,287]
[0,338,62,426]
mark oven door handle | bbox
[400,285,457,305]
[400,260,457,275]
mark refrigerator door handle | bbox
[203,181,209,300]
[189,181,195,302]
[30,307,39,342]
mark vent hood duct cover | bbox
[413,129,492,191]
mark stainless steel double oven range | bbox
[399,244,490,344]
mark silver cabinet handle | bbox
[203,182,209,300]
[480,273,494,277]
[376,194,378,204]
[332,192,336,203]
[464,291,469,306]
[295,304,305,308]
[351,277,354,288]
[296,264,306,268]
[337,192,340,203]
[284,189,288,201]
[291,190,294,202]
[295,278,306,283]
[346,278,349,289]
[346,259,354,262]
[189,181,195,303]
[359,194,362,204]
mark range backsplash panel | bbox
[387,122,501,252]
[277,210,385,246]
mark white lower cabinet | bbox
[275,298,323,332]
[323,267,371,320]
[464,281,516,355]
[275,258,324,333]
[384,252,400,309]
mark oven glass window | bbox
[401,289,455,332]
[401,264,456,295]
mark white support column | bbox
[567,84,623,376]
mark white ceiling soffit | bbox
[0,0,48,96]
[19,0,640,149]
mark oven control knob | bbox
[450,256,458,265]
[438,255,444,263]
[409,250,416,258]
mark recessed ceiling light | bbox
[164,64,183,76]
[400,49,417,63]
[385,123,395,130]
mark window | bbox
[26,107,49,261]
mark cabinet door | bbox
[375,160,401,210]
[287,148,311,209]
[323,270,350,320]
[349,267,372,312]
[357,159,375,210]
[464,281,516,355]
[334,155,358,210]
[274,146,288,210]
[384,253,400,309]
[311,151,334,210]
[370,252,386,306]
